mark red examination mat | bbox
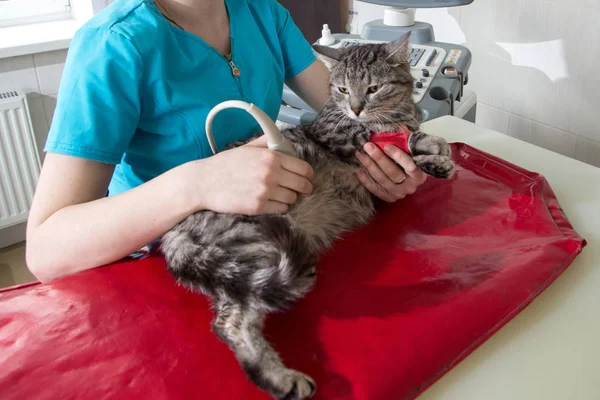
[0,143,586,400]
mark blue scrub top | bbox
[44,0,316,195]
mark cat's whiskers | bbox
[318,110,344,130]
[373,112,397,124]
[372,112,401,131]
[371,114,389,132]
[331,113,351,134]
[369,108,400,121]
[370,107,398,116]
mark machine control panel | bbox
[278,33,472,125]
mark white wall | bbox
[5,1,600,169]
[0,49,66,161]
[347,0,600,168]
[0,49,66,248]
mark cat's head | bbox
[313,32,418,131]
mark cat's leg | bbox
[408,130,455,179]
[212,302,316,400]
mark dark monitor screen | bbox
[358,0,474,7]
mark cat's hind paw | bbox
[413,154,455,179]
[273,369,316,400]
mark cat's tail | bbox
[247,216,318,312]
[245,252,308,311]
[161,213,318,312]
[161,228,201,273]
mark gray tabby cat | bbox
[161,32,455,400]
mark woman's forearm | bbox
[26,163,197,283]
[286,59,331,112]
[27,126,315,283]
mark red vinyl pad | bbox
[0,143,586,400]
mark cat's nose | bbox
[352,107,363,116]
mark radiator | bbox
[0,91,41,230]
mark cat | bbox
[160,32,455,400]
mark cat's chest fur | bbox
[284,135,375,251]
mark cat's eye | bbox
[367,85,380,94]
[338,87,349,94]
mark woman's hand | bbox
[355,142,427,202]
[187,136,314,215]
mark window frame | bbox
[0,0,73,28]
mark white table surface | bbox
[415,116,599,399]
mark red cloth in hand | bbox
[0,143,586,400]
[369,125,411,153]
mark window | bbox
[0,0,72,27]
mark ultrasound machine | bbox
[277,0,477,126]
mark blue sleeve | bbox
[44,26,143,164]
[270,1,316,80]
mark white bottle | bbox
[319,24,335,46]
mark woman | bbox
[26,0,426,283]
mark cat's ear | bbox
[312,45,342,69]
[384,31,411,66]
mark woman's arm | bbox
[285,59,331,112]
[26,153,194,282]
[26,137,314,283]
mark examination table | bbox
[1,116,597,400]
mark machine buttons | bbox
[425,49,438,66]
[415,81,424,89]
[408,48,426,67]
[422,69,430,77]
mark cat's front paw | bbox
[413,155,455,179]
[271,369,316,400]
[409,132,451,157]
